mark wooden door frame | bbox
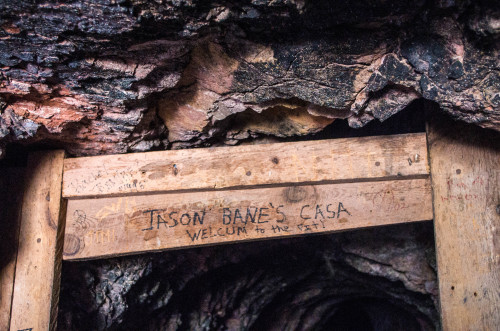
[3,119,499,330]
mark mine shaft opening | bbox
[2,0,499,329]
[58,222,436,330]
[3,100,440,330]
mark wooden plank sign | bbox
[64,179,432,260]
[62,133,432,260]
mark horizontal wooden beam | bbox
[63,178,432,260]
[62,133,429,198]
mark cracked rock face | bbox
[58,222,439,330]
[0,0,499,157]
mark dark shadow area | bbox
[311,98,427,140]
[0,144,29,167]
[59,222,438,330]
[426,103,500,152]
[0,168,25,271]
[0,167,25,326]
[0,138,68,167]
[320,298,423,331]
[323,300,375,331]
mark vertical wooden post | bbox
[0,168,25,330]
[427,117,500,330]
[9,151,66,331]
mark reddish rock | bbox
[0,0,498,158]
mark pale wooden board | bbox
[10,151,65,331]
[63,133,429,198]
[428,119,500,331]
[0,168,25,330]
[63,178,432,260]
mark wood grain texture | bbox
[428,119,500,331]
[63,178,432,260]
[9,151,65,331]
[0,168,25,330]
[62,133,429,198]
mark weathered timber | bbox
[428,119,500,330]
[63,178,432,260]
[0,168,24,330]
[62,133,428,198]
[9,151,65,331]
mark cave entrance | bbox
[4,114,499,330]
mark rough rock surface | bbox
[1,1,497,329]
[58,222,439,330]
[0,0,499,157]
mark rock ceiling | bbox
[0,0,498,158]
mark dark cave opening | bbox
[322,300,374,331]
[57,222,438,330]
[320,298,424,331]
